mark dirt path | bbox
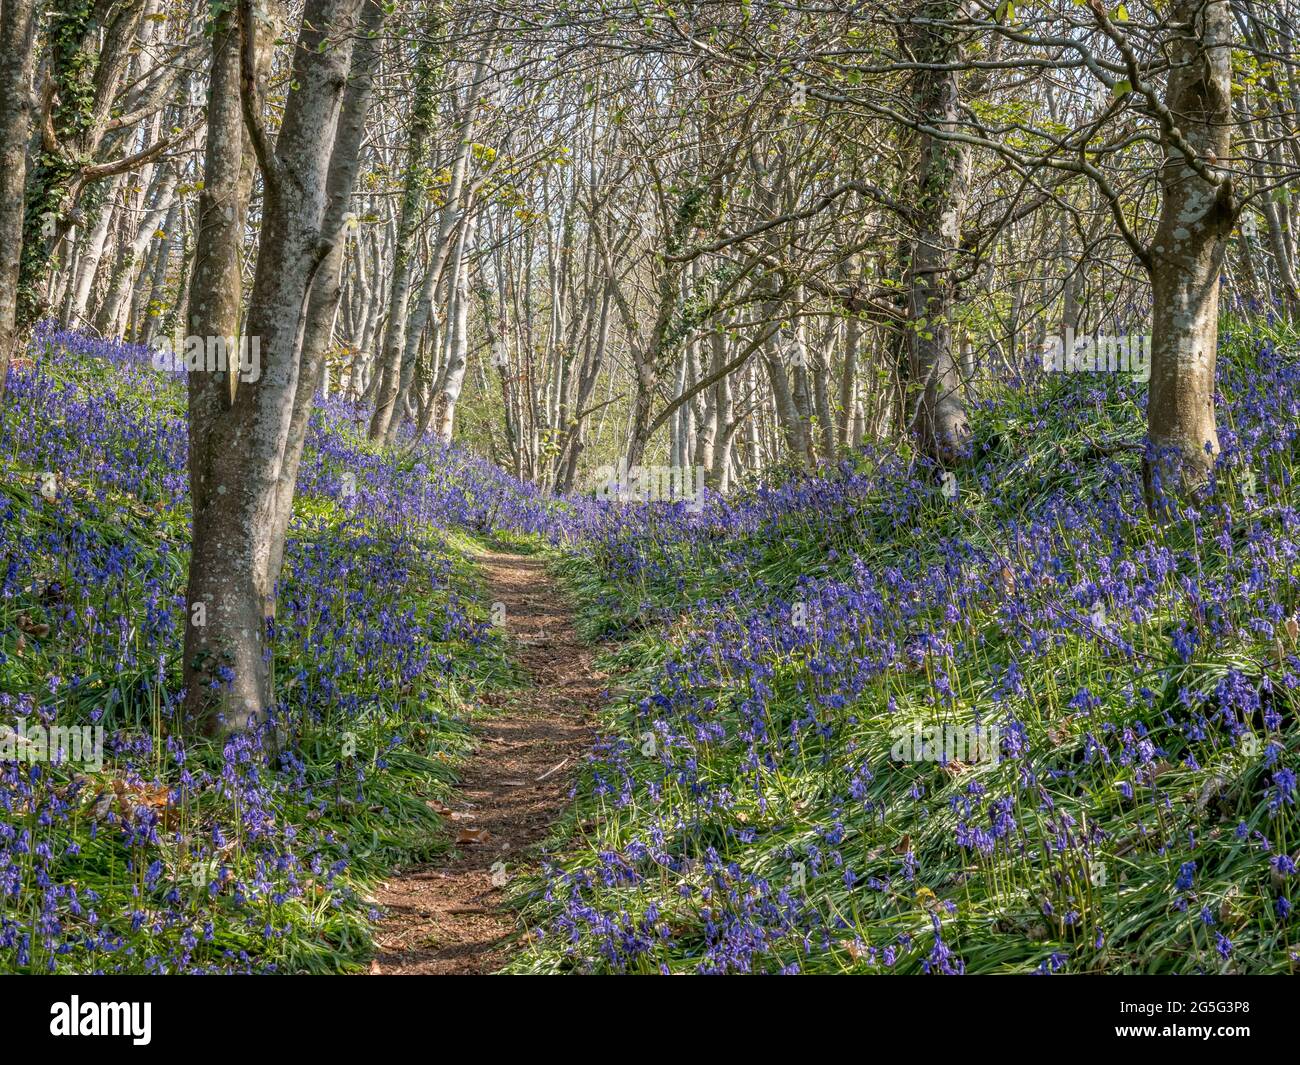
[369,549,601,975]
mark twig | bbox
[535,758,570,782]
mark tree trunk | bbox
[184,0,360,732]
[368,10,441,441]
[1144,0,1236,502]
[183,0,270,731]
[903,1,971,465]
[67,175,124,328]
[433,218,473,442]
[97,164,180,337]
[140,200,180,346]
[266,0,382,584]
[837,310,860,450]
[0,0,37,403]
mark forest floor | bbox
[369,547,603,974]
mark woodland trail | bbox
[369,549,603,975]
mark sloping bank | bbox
[0,329,556,973]
[504,317,1300,975]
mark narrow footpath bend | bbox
[369,549,603,974]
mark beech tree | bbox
[183,0,366,730]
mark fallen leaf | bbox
[997,566,1016,596]
[17,614,50,638]
[456,827,491,844]
[89,790,114,820]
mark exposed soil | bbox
[369,549,602,975]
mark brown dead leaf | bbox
[17,614,50,639]
[100,779,175,825]
[456,827,491,844]
[89,790,114,820]
[997,566,1016,597]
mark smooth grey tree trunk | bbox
[182,0,271,731]
[368,9,441,441]
[433,217,474,442]
[184,0,360,732]
[68,175,124,328]
[1144,0,1237,502]
[266,0,383,584]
